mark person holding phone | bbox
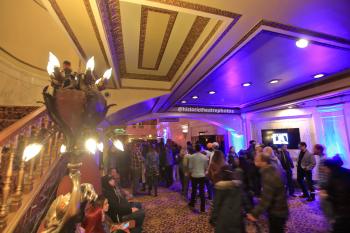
[103,176,145,233]
[82,195,132,233]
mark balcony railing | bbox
[0,106,66,232]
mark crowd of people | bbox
[79,138,350,233]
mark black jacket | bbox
[326,167,350,218]
[102,178,132,223]
[210,166,250,233]
[277,150,294,170]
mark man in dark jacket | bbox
[102,176,145,233]
[277,145,295,196]
[247,152,289,233]
[297,142,316,201]
[323,159,350,233]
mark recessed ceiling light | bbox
[208,91,216,95]
[269,79,280,84]
[296,39,309,48]
[192,95,199,99]
[181,100,187,104]
[242,82,252,87]
[288,106,293,109]
[313,73,325,79]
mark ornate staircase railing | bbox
[0,106,66,232]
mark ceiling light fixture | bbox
[288,106,293,109]
[192,96,199,99]
[296,39,309,48]
[269,79,280,84]
[242,82,252,87]
[313,73,325,79]
[181,100,187,104]
[208,91,216,95]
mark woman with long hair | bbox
[208,150,227,184]
[82,195,131,233]
[227,146,239,169]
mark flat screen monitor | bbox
[261,128,301,149]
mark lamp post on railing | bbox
[39,52,114,232]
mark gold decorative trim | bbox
[107,0,127,75]
[83,0,117,88]
[138,6,178,70]
[99,0,240,84]
[48,0,87,59]
[165,16,209,80]
[174,20,223,84]
[120,86,170,91]
[124,16,210,81]
[0,47,46,72]
[148,0,239,19]
[83,0,110,66]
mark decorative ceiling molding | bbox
[123,16,211,81]
[0,47,46,72]
[138,6,178,70]
[148,0,239,19]
[119,86,170,91]
[171,19,222,86]
[48,0,87,59]
[97,0,241,86]
[83,0,117,88]
[160,19,350,111]
[83,0,110,66]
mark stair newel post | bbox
[0,137,18,229]
[10,127,31,211]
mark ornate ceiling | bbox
[1,0,350,114]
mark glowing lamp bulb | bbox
[85,138,97,154]
[47,62,55,75]
[48,52,60,68]
[296,39,309,48]
[86,56,95,71]
[95,78,103,85]
[23,143,43,162]
[103,68,112,80]
[113,140,124,152]
[97,142,104,152]
[60,144,67,153]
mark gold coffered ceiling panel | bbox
[99,0,240,85]
[140,7,174,69]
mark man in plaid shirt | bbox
[131,144,144,195]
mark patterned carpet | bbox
[132,184,329,233]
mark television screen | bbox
[261,128,301,149]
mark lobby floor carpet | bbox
[132,185,329,233]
